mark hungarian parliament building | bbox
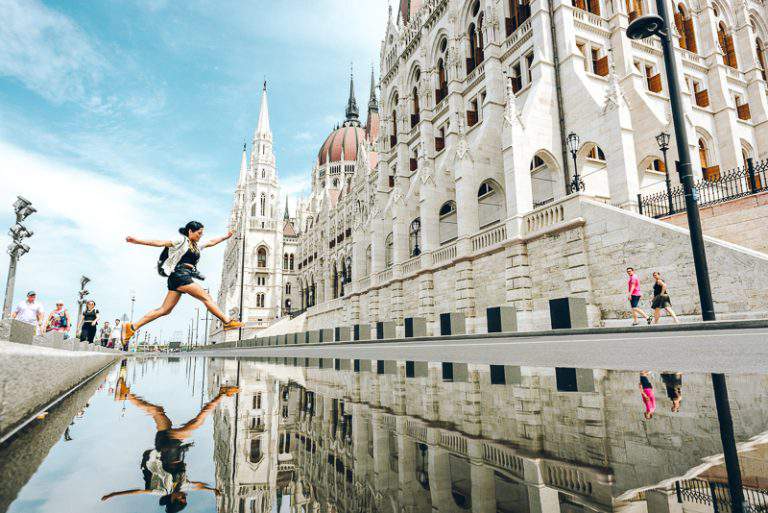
[211,0,768,342]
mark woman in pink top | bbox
[626,267,651,326]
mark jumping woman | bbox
[122,221,243,343]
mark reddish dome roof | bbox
[317,124,366,166]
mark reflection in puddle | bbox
[0,357,766,513]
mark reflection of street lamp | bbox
[655,131,674,215]
[129,289,136,323]
[76,276,91,336]
[628,8,740,513]
[3,196,35,318]
[566,132,584,192]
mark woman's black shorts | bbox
[167,267,195,291]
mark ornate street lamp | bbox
[410,218,421,256]
[629,9,741,512]
[655,131,674,215]
[3,196,35,318]
[76,275,91,337]
[566,132,584,192]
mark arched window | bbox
[385,233,394,268]
[436,38,449,104]
[587,145,607,161]
[409,218,422,257]
[260,193,266,217]
[439,201,458,245]
[250,438,262,463]
[250,202,257,217]
[507,0,531,35]
[256,293,265,308]
[289,254,295,270]
[574,0,600,16]
[756,38,767,81]
[286,283,291,294]
[625,0,643,20]
[530,154,556,207]
[283,253,289,270]
[466,0,485,73]
[718,22,738,68]
[698,137,720,180]
[411,85,420,127]
[674,5,697,53]
[478,180,506,227]
[257,247,267,268]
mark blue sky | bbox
[0,0,388,340]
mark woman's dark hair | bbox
[179,221,204,237]
[159,494,187,513]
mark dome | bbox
[317,124,366,166]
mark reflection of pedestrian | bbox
[79,300,100,343]
[661,372,683,412]
[639,371,656,419]
[650,272,679,324]
[99,322,111,346]
[100,386,238,511]
[626,268,650,326]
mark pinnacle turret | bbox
[367,65,378,112]
[345,66,359,122]
[254,81,271,139]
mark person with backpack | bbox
[121,221,242,344]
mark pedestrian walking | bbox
[11,291,45,334]
[650,272,679,324]
[121,221,242,344]
[109,319,122,349]
[45,301,71,339]
[99,321,112,346]
[639,371,656,419]
[79,300,100,343]
[626,268,651,326]
[660,372,683,412]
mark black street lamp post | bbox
[628,6,742,513]
[655,131,674,215]
[3,196,35,318]
[566,132,584,192]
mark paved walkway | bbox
[190,326,768,373]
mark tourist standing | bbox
[99,321,112,346]
[109,319,122,349]
[639,371,656,420]
[11,291,45,334]
[650,272,679,324]
[45,301,71,339]
[79,300,100,343]
[626,268,651,326]
[121,221,242,344]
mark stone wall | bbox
[661,191,768,255]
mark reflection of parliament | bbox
[212,0,768,342]
[207,358,767,513]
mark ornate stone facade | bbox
[215,0,768,340]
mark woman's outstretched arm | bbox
[126,236,174,247]
[202,231,233,249]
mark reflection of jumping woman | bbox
[101,386,239,512]
[122,221,242,343]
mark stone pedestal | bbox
[645,489,682,513]
[486,306,519,333]
[439,312,466,335]
[404,317,427,337]
[549,297,588,329]
[6,319,36,344]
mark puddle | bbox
[1,356,766,512]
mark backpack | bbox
[157,247,170,277]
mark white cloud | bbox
[294,131,314,141]
[0,140,228,341]
[0,0,106,104]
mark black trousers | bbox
[80,323,97,343]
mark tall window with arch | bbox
[699,137,720,180]
[530,155,556,207]
[625,0,643,20]
[674,4,697,53]
[438,201,458,245]
[477,180,507,227]
[260,193,266,217]
[384,233,394,269]
[289,254,295,270]
[717,22,738,68]
[283,253,289,270]
[506,0,531,35]
[257,247,267,268]
[436,38,449,104]
[466,0,485,74]
[573,0,601,16]
[411,82,420,127]
[756,37,767,81]
[409,218,422,257]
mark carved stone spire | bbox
[345,65,360,122]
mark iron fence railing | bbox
[638,158,768,219]
[675,479,768,512]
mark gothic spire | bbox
[345,65,359,122]
[238,141,248,187]
[367,65,378,112]
[255,80,271,138]
[283,196,290,220]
